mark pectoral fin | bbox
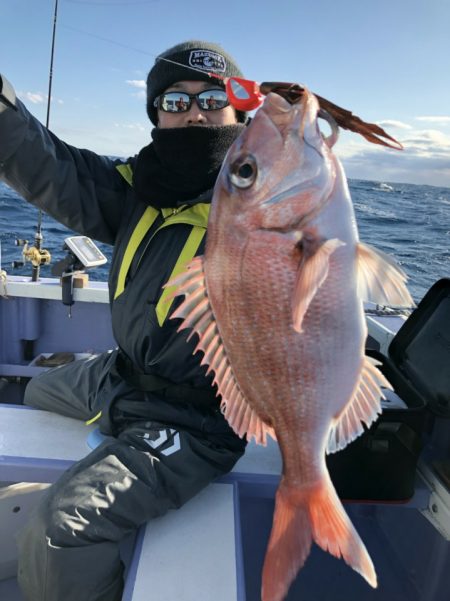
[166,257,276,446]
[356,242,414,306]
[292,237,345,333]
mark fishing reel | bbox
[12,237,51,270]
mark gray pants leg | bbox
[23,351,116,421]
[19,353,244,601]
[17,423,243,601]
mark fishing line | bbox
[60,24,160,57]
[59,24,224,79]
[65,0,158,5]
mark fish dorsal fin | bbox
[356,242,414,307]
[327,355,391,454]
[167,256,276,446]
[292,237,345,333]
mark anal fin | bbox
[327,355,391,454]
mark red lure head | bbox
[208,73,264,112]
[225,77,265,111]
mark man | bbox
[0,40,248,601]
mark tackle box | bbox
[327,278,450,501]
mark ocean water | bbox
[0,178,449,303]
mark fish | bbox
[166,88,414,601]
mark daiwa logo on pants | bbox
[189,50,226,73]
[143,428,181,457]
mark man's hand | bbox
[0,75,18,111]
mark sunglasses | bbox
[153,88,230,113]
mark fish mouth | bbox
[263,89,339,153]
[213,88,335,237]
[219,85,338,224]
[263,89,316,135]
[257,90,337,210]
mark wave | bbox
[1,179,449,302]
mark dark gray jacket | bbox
[0,75,242,444]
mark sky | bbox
[1,0,450,188]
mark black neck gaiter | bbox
[132,124,246,208]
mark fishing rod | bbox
[14,0,58,280]
[32,0,59,281]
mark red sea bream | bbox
[168,89,413,601]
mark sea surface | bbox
[0,179,449,303]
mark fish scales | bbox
[168,88,413,601]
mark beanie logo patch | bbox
[189,50,226,73]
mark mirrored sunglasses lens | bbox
[198,90,229,110]
[161,92,190,112]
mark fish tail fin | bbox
[309,475,377,588]
[262,477,377,601]
[262,481,313,601]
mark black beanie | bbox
[146,40,245,125]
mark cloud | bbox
[337,126,450,187]
[18,91,46,104]
[126,80,146,89]
[126,80,146,100]
[18,91,63,105]
[415,116,450,125]
[114,122,147,132]
[402,128,450,151]
[377,120,412,130]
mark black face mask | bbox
[132,124,246,208]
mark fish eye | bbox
[229,155,257,189]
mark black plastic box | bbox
[327,278,450,501]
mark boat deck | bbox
[1,275,449,600]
